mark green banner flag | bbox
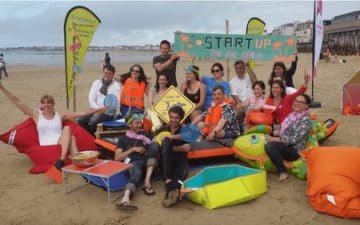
[174,32,296,61]
[64,6,101,108]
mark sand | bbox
[0,53,359,225]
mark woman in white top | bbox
[0,80,106,169]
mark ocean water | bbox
[0,49,157,66]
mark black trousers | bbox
[265,141,300,173]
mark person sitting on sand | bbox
[114,114,158,211]
[78,64,121,137]
[152,105,191,208]
[265,94,312,182]
[193,85,242,140]
[0,80,106,170]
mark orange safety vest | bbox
[120,79,146,109]
[202,98,232,135]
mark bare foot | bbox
[278,173,289,182]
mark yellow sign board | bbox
[152,86,195,123]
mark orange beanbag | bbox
[245,110,273,127]
[302,146,360,218]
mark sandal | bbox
[141,185,156,196]
[115,201,138,211]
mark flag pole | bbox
[310,0,322,108]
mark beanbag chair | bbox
[245,110,273,127]
[302,146,360,218]
[0,118,97,174]
[183,165,267,209]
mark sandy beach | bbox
[0,53,359,225]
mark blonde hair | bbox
[40,95,55,104]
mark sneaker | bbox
[54,159,65,170]
[162,190,178,208]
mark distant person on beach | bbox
[0,80,106,170]
[78,64,121,137]
[119,64,149,117]
[153,40,180,87]
[114,114,158,211]
[100,52,111,70]
[269,53,298,88]
[0,53,9,79]
[201,62,231,111]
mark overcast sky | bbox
[0,0,359,47]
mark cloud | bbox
[0,1,359,47]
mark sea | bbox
[0,49,157,66]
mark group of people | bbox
[0,39,315,210]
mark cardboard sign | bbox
[152,86,195,123]
[174,32,296,61]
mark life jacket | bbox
[202,98,232,135]
[120,78,145,109]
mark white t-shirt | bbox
[37,111,62,146]
[230,74,253,102]
[88,79,121,109]
[286,87,297,95]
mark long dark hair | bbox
[120,64,148,86]
[268,62,287,86]
[269,80,286,99]
[155,74,170,93]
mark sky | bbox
[0,0,359,47]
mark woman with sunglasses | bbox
[180,65,206,121]
[0,80,106,169]
[119,65,149,117]
[265,93,312,182]
[201,62,231,111]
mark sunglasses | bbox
[212,69,221,73]
[131,69,141,73]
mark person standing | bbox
[78,64,121,137]
[153,40,179,87]
[0,53,8,79]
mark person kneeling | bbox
[114,114,158,211]
[193,85,242,140]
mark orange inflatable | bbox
[301,146,360,218]
[245,110,273,127]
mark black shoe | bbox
[54,159,65,170]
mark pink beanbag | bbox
[0,118,97,173]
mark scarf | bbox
[280,110,309,136]
[126,130,152,145]
[100,79,113,95]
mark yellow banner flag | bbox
[246,17,266,69]
[64,6,101,108]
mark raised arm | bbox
[61,106,107,121]
[246,62,257,83]
[0,80,37,120]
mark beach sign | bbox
[174,32,296,62]
[64,6,101,108]
[152,86,195,123]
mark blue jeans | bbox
[77,113,114,137]
[125,142,159,193]
[120,104,144,117]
